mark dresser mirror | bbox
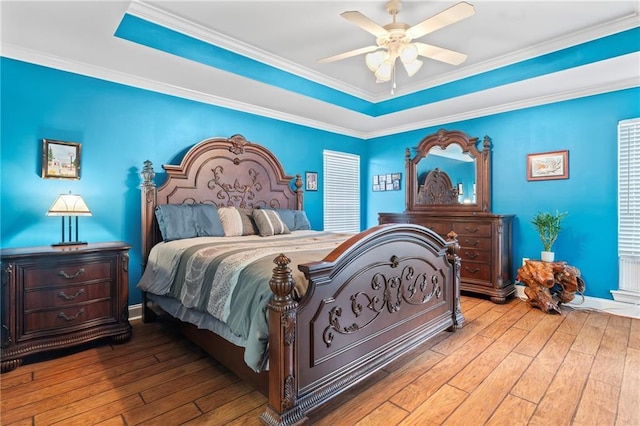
[406,129,491,213]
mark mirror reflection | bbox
[416,143,476,205]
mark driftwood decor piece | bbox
[517,260,585,314]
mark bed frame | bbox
[140,134,464,425]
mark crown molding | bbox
[367,77,640,139]
[2,43,637,141]
[126,0,376,102]
[0,43,367,138]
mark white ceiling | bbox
[1,0,639,138]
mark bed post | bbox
[446,231,464,330]
[260,254,307,426]
[294,174,303,211]
[141,160,158,323]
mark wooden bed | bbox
[139,134,464,425]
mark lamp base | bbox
[51,241,88,247]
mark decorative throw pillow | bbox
[252,209,290,237]
[218,207,244,237]
[237,208,259,235]
[218,207,259,236]
[155,204,223,241]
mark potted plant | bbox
[531,210,568,262]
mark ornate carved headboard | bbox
[140,134,303,264]
[417,168,458,204]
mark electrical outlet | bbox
[522,257,529,266]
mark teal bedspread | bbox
[138,231,351,371]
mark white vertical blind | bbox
[618,118,640,258]
[323,150,360,233]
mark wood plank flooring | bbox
[2,295,639,425]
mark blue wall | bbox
[367,88,640,300]
[2,57,639,304]
[0,58,364,304]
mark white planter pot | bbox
[541,251,555,262]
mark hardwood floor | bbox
[2,295,639,425]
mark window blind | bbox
[323,150,360,233]
[619,118,640,257]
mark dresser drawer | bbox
[459,249,491,263]
[460,261,491,282]
[422,221,451,236]
[24,299,113,334]
[24,261,112,289]
[458,236,492,251]
[453,222,492,237]
[24,282,112,310]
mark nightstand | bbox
[1,242,132,372]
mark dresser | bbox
[1,242,132,372]
[379,129,516,303]
[379,212,515,302]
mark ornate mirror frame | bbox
[406,129,491,213]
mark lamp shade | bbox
[402,58,423,77]
[47,193,92,216]
[365,50,386,72]
[374,59,393,82]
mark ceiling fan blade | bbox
[414,42,468,65]
[341,11,388,38]
[406,2,475,39]
[317,45,380,63]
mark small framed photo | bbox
[305,171,318,191]
[527,150,569,181]
[42,139,82,180]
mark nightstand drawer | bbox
[453,222,492,237]
[24,282,112,310]
[24,261,112,289]
[24,299,112,334]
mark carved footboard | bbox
[262,224,462,425]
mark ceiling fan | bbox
[318,0,475,84]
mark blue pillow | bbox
[293,210,311,230]
[268,209,311,231]
[270,209,295,230]
[155,204,224,241]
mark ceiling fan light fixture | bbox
[374,59,393,81]
[403,58,423,77]
[399,43,418,64]
[365,50,386,72]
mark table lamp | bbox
[47,192,92,246]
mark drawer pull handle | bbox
[464,226,480,233]
[58,268,85,280]
[58,309,85,322]
[464,266,481,274]
[463,239,480,247]
[58,288,85,301]
[464,252,480,259]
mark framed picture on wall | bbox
[305,171,318,191]
[527,150,569,181]
[41,139,82,180]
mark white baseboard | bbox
[129,303,142,321]
[516,285,640,319]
